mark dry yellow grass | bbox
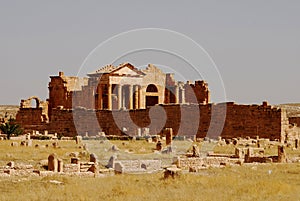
[0,140,88,167]
[0,140,300,200]
[0,163,299,201]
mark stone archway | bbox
[21,96,41,108]
[146,84,159,107]
[146,84,158,92]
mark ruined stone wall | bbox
[16,108,44,125]
[45,102,287,140]
[15,108,47,134]
[47,109,76,136]
[48,72,89,119]
[163,80,210,105]
[184,81,209,104]
[162,103,286,140]
[289,117,300,127]
[71,85,95,109]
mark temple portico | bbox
[47,62,210,114]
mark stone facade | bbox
[15,96,49,134]
[47,63,209,115]
[15,63,290,141]
[46,103,287,141]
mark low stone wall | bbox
[0,164,38,176]
[113,159,162,173]
[177,157,241,170]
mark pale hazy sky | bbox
[1,0,300,105]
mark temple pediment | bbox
[111,66,141,76]
[88,62,144,77]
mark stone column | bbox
[108,84,112,110]
[139,86,143,109]
[129,85,133,110]
[181,88,185,104]
[175,85,179,104]
[57,159,63,173]
[122,86,126,109]
[134,85,139,109]
[98,84,103,109]
[118,84,122,110]
[90,153,98,163]
[164,128,173,146]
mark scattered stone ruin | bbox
[13,62,298,144]
[1,134,300,178]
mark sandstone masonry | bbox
[15,63,290,141]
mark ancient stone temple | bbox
[16,62,290,141]
[47,63,209,118]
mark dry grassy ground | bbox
[0,140,299,201]
[0,140,89,168]
[0,163,299,201]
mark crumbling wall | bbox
[16,96,49,134]
[185,80,209,104]
[48,72,90,119]
[47,109,76,136]
[164,80,210,105]
[15,108,47,134]
[45,102,287,141]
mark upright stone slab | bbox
[142,128,150,136]
[111,145,119,152]
[247,147,254,157]
[26,139,33,147]
[90,153,97,163]
[75,136,82,144]
[57,159,63,173]
[48,153,58,172]
[295,139,299,149]
[244,148,254,163]
[137,128,141,137]
[106,155,117,168]
[278,145,286,163]
[192,144,200,157]
[164,128,173,146]
[114,162,124,174]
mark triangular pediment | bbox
[112,66,139,76]
[110,63,144,76]
[87,62,145,77]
